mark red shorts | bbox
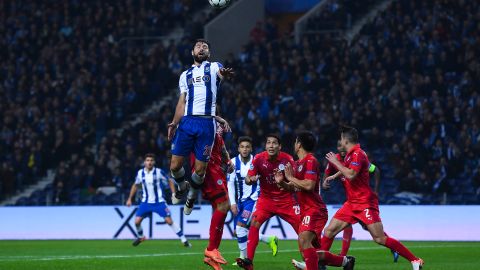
[202,170,228,208]
[251,197,301,233]
[299,209,328,238]
[333,202,381,225]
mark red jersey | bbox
[324,153,342,176]
[295,153,326,212]
[248,151,295,202]
[342,144,378,210]
[191,134,225,178]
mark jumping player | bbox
[321,126,424,270]
[168,39,234,215]
[126,154,190,247]
[236,134,300,270]
[227,136,279,263]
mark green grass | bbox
[0,239,479,270]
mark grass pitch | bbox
[0,239,478,270]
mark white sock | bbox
[191,172,205,186]
[169,223,187,243]
[171,167,187,190]
[236,226,248,258]
[136,224,144,238]
[260,234,271,243]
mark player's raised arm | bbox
[325,152,358,179]
[284,163,316,191]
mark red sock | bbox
[207,209,227,251]
[323,251,344,266]
[247,225,260,260]
[320,235,334,251]
[340,227,353,256]
[384,236,417,262]
[303,248,319,270]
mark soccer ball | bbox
[209,0,231,9]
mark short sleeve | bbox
[248,155,259,177]
[213,62,223,79]
[134,171,142,185]
[178,72,187,94]
[348,151,365,173]
[304,159,319,181]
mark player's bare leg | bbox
[164,216,191,247]
[366,222,423,269]
[321,218,351,251]
[204,199,229,265]
[170,155,188,204]
[132,216,146,246]
[184,159,207,215]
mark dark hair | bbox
[296,131,317,152]
[340,125,359,144]
[266,133,281,145]
[193,39,211,50]
[238,136,253,145]
[144,153,156,160]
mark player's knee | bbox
[164,217,173,225]
[217,201,230,213]
[298,235,311,249]
[373,235,387,245]
[250,220,261,228]
[194,167,206,177]
[324,226,336,238]
[170,160,182,172]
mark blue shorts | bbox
[171,116,216,162]
[136,202,171,218]
[235,198,257,226]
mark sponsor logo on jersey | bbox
[298,165,303,172]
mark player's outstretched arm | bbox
[168,93,186,141]
[126,183,139,207]
[325,152,358,179]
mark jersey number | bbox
[364,209,371,220]
[293,205,301,215]
[302,216,311,226]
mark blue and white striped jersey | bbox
[227,154,259,203]
[179,61,223,116]
[134,167,169,204]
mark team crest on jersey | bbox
[217,179,223,185]
[298,165,303,172]
[205,66,210,72]
[278,164,285,171]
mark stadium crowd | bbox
[0,0,204,201]
[1,0,479,205]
